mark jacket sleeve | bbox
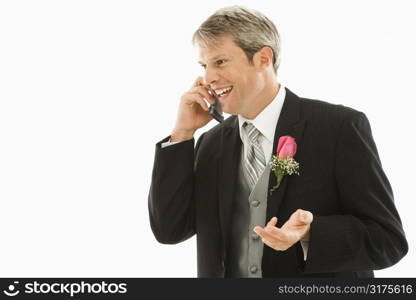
[148,134,205,244]
[303,111,408,273]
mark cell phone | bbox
[208,88,224,123]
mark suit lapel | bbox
[266,88,306,222]
[218,116,241,259]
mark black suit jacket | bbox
[148,88,408,277]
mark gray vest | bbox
[227,149,270,277]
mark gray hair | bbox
[192,6,281,73]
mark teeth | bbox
[215,86,232,96]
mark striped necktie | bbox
[243,122,266,190]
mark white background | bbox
[0,0,415,277]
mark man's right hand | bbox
[171,77,215,142]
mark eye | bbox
[199,63,206,69]
[216,59,226,66]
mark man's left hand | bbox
[253,209,313,251]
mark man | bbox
[148,6,408,277]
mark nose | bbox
[204,66,219,86]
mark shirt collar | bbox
[238,84,286,144]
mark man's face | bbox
[198,36,264,116]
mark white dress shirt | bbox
[237,84,286,164]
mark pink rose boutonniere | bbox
[270,136,300,194]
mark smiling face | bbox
[198,35,267,117]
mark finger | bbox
[255,227,290,250]
[253,226,270,240]
[253,226,282,241]
[188,87,215,104]
[193,76,205,87]
[288,209,308,226]
[186,94,209,111]
[265,226,287,243]
[196,86,216,104]
[193,96,210,112]
[304,211,313,224]
[267,217,278,227]
[297,209,313,225]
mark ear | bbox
[253,46,274,71]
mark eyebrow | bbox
[198,54,228,65]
